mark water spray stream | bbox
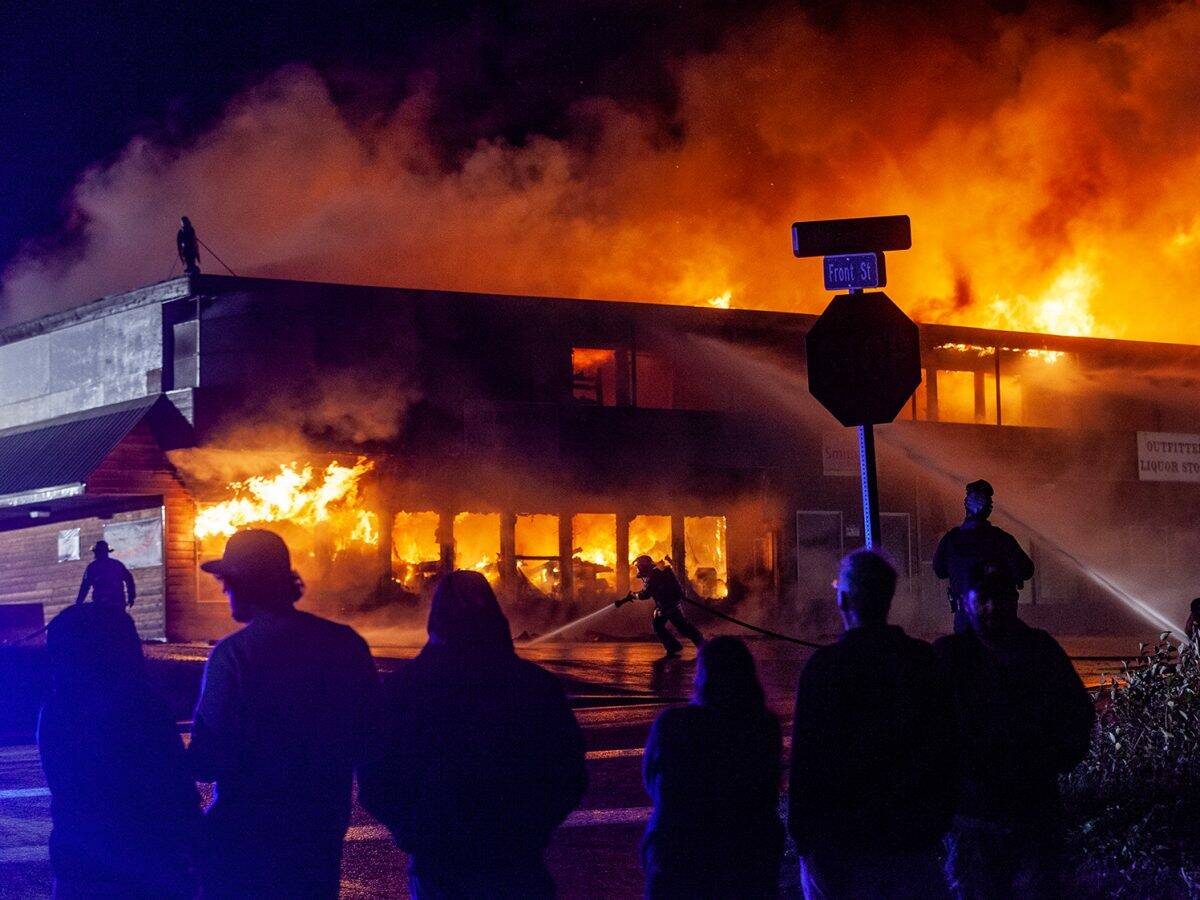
[879,433,1187,641]
[523,603,620,645]
[690,336,1189,641]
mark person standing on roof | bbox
[75,540,136,609]
[933,479,1033,634]
[618,555,705,660]
[177,216,201,275]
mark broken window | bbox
[453,512,501,584]
[516,513,561,598]
[392,511,441,591]
[685,515,728,599]
[572,513,617,598]
[572,348,632,406]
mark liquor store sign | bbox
[1137,432,1200,482]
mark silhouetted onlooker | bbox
[934,567,1094,898]
[190,529,380,899]
[789,550,956,899]
[358,570,587,899]
[933,480,1033,633]
[74,540,136,609]
[38,604,199,898]
[642,636,783,899]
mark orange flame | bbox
[195,458,378,551]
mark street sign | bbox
[805,291,922,428]
[823,252,885,291]
[792,215,911,258]
[792,213,916,552]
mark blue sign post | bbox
[792,215,915,551]
[823,252,885,292]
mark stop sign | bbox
[805,291,922,427]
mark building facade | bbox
[1,274,1197,642]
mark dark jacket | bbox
[643,703,783,880]
[636,567,686,612]
[789,624,957,856]
[190,609,381,897]
[932,518,1034,600]
[358,643,587,876]
[933,623,1093,822]
[39,681,199,897]
[76,557,136,606]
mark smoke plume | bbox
[5,2,1200,343]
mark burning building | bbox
[1,273,1199,642]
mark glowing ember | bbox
[195,458,378,551]
[935,343,1065,364]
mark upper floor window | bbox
[571,346,698,410]
[572,348,631,406]
[899,344,1076,428]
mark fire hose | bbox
[0,623,50,647]
[617,593,827,649]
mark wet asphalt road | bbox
[0,636,1144,898]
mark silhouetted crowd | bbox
[41,526,1094,899]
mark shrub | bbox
[1062,634,1200,897]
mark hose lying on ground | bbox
[0,623,50,648]
[678,595,826,649]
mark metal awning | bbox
[0,396,175,508]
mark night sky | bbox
[1,1,768,273]
[5,0,1170,337]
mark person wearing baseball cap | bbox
[932,479,1034,634]
[74,539,137,609]
[191,529,380,898]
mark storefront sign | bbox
[103,516,163,569]
[822,432,859,477]
[1137,432,1200,482]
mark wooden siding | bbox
[85,421,231,641]
[0,510,167,639]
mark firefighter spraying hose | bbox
[526,555,826,649]
[617,555,705,659]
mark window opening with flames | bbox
[453,512,501,584]
[628,515,672,567]
[572,348,630,406]
[515,513,561,598]
[572,513,616,601]
[685,515,728,599]
[391,511,440,592]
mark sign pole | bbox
[857,423,882,549]
[793,214,918,554]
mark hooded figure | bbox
[642,636,784,898]
[38,604,199,898]
[358,570,587,899]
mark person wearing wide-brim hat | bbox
[191,529,381,899]
[74,539,136,609]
